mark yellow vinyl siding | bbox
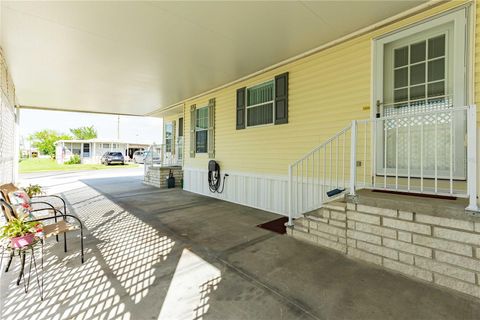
[183,1,473,176]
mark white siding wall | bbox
[183,167,289,215]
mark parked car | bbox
[132,150,145,164]
[143,150,162,164]
[101,152,125,165]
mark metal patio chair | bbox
[0,194,85,265]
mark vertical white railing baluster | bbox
[313,152,316,208]
[342,130,347,189]
[336,138,339,188]
[421,116,424,192]
[449,109,454,195]
[350,121,357,196]
[329,142,332,191]
[306,157,309,210]
[407,118,411,192]
[373,119,377,189]
[288,164,293,226]
[364,122,367,188]
[384,119,387,189]
[395,118,399,190]
[296,164,299,215]
[302,160,305,213]
[434,113,438,193]
[466,105,479,211]
[323,146,326,202]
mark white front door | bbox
[374,9,468,179]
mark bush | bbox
[65,154,81,165]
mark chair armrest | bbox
[31,201,66,218]
[31,195,67,214]
[32,210,83,229]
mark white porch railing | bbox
[288,105,478,225]
[143,142,183,174]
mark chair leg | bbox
[80,227,84,264]
[5,251,14,272]
[17,252,26,286]
[54,214,59,242]
[64,232,67,252]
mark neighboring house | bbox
[55,139,149,164]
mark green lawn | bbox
[19,158,138,173]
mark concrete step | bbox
[304,209,329,222]
[323,201,347,212]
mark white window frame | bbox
[195,106,209,153]
[245,79,275,128]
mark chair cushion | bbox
[8,190,33,218]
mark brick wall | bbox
[288,201,480,299]
[0,48,16,184]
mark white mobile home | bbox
[55,139,149,164]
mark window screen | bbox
[246,80,274,127]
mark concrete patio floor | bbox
[2,168,480,320]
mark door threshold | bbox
[371,189,457,200]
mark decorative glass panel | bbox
[428,35,445,59]
[394,68,408,88]
[410,85,425,100]
[410,41,426,63]
[394,88,408,102]
[428,81,445,97]
[394,47,408,67]
[428,59,445,82]
[410,63,426,85]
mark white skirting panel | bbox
[183,167,289,216]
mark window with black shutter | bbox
[236,72,288,129]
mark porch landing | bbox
[2,169,480,319]
[352,189,476,219]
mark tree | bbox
[69,126,97,140]
[28,130,72,157]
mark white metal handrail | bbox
[288,125,353,224]
[288,105,478,226]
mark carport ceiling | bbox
[1,1,426,116]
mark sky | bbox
[20,109,163,148]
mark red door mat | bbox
[257,217,288,234]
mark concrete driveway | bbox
[1,168,480,319]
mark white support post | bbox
[349,121,357,196]
[466,105,479,212]
[288,164,293,226]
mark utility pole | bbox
[117,115,120,140]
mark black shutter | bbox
[236,87,246,129]
[274,72,288,125]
